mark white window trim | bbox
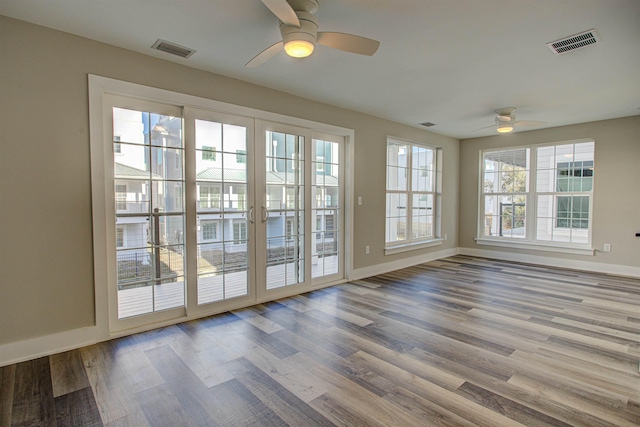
[477,138,595,255]
[385,136,442,253]
[385,238,443,255]
[475,238,594,255]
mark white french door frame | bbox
[183,107,258,318]
[89,75,354,341]
[103,94,187,333]
[310,131,346,287]
[254,120,314,301]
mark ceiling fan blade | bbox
[473,124,497,132]
[260,0,300,27]
[514,120,546,128]
[317,32,380,56]
[245,41,284,67]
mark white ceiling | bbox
[2,0,639,139]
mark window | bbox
[556,196,589,229]
[285,187,297,209]
[482,148,529,238]
[236,149,247,164]
[202,146,216,161]
[116,227,124,247]
[115,184,127,211]
[480,140,594,248]
[199,185,220,209]
[535,141,594,244]
[385,138,438,248]
[286,218,295,239]
[202,221,217,240]
[233,220,247,244]
[555,161,592,230]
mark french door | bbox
[106,99,343,332]
[256,122,310,299]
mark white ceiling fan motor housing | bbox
[286,0,319,14]
[280,11,318,46]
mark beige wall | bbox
[459,116,640,267]
[0,16,459,345]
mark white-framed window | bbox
[233,220,247,244]
[236,149,247,164]
[385,138,439,249]
[116,227,124,248]
[201,220,218,240]
[115,184,127,211]
[479,139,594,249]
[202,146,216,161]
[481,147,529,239]
[286,218,295,239]
[285,186,297,209]
[113,135,122,154]
[198,185,220,209]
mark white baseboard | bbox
[350,247,459,281]
[0,326,98,367]
[458,247,640,278]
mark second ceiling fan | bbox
[478,107,547,133]
[246,0,380,67]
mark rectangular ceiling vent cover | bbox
[152,39,196,59]
[546,29,600,55]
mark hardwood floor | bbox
[2,255,639,426]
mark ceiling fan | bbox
[478,107,546,133]
[246,0,380,67]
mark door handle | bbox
[248,206,255,223]
[261,206,269,222]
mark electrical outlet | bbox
[357,196,363,205]
[444,233,448,240]
[365,245,370,254]
[603,243,611,252]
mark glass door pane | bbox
[113,107,185,319]
[195,119,250,304]
[311,138,341,278]
[264,130,305,290]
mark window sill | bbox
[385,238,443,255]
[474,238,594,256]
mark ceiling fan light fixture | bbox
[284,39,315,58]
[497,123,514,133]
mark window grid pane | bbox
[312,139,341,279]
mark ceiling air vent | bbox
[152,39,196,59]
[546,29,600,55]
[420,122,436,127]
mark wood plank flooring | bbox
[2,255,639,426]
